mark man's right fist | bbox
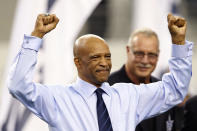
[31,14,59,38]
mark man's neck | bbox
[78,75,102,88]
[125,65,151,85]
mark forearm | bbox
[136,40,193,122]
[165,41,192,98]
[155,40,192,110]
[8,35,43,97]
[154,40,192,111]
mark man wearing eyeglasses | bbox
[108,28,184,131]
[108,28,159,86]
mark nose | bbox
[141,55,149,64]
[99,57,108,67]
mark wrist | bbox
[172,36,185,45]
[31,31,45,38]
[172,40,185,45]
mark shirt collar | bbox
[74,77,111,99]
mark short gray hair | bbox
[128,28,159,47]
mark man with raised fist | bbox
[7,13,192,131]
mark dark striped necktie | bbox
[95,88,113,131]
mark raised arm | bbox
[134,14,192,123]
[8,14,59,124]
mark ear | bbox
[74,57,81,68]
[126,45,130,53]
[157,49,160,57]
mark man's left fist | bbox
[168,13,187,45]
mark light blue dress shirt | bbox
[8,35,193,131]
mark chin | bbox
[95,73,109,82]
[97,77,108,83]
[137,72,150,78]
[100,78,108,83]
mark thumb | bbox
[168,14,176,28]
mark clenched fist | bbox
[31,14,59,38]
[168,14,187,45]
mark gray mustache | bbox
[137,63,152,68]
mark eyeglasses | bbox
[132,51,158,61]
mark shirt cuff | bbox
[22,34,43,51]
[171,40,193,58]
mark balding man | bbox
[8,14,193,131]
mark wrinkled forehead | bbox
[132,34,159,50]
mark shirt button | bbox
[26,40,29,44]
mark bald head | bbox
[73,34,107,58]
